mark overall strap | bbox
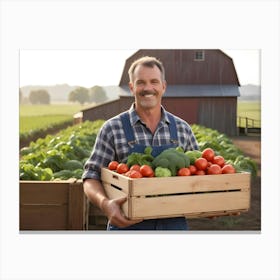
[120,111,179,146]
[120,112,136,145]
[166,112,179,144]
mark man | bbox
[82,56,199,230]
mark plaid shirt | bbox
[82,104,199,181]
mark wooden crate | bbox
[20,179,87,230]
[101,168,251,220]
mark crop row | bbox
[19,121,258,181]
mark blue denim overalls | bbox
[107,111,188,231]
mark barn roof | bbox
[117,85,240,97]
[119,49,240,86]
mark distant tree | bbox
[68,87,89,105]
[29,89,50,104]
[89,86,108,104]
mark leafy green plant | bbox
[20,120,104,181]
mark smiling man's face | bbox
[129,64,166,110]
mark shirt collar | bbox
[127,103,171,125]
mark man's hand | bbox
[101,196,143,228]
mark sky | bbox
[19,49,260,88]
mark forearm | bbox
[83,178,109,212]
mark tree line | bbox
[19,86,108,105]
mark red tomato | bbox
[116,163,129,174]
[130,164,141,172]
[147,171,155,177]
[108,161,119,170]
[194,170,206,175]
[188,165,197,175]
[194,157,208,170]
[212,155,225,167]
[124,170,132,177]
[140,165,154,177]
[177,167,191,176]
[207,164,222,175]
[128,170,143,178]
[222,164,236,174]
[202,148,215,162]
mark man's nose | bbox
[143,82,153,91]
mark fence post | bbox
[245,117,248,135]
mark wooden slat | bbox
[68,181,86,230]
[20,205,68,230]
[101,168,131,193]
[185,210,246,219]
[20,179,86,230]
[129,173,250,196]
[103,182,129,217]
[101,169,250,196]
[131,191,250,219]
[20,181,73,204]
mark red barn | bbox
[82,49,240,136]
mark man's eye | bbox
[136,81,144,85]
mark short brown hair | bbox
[128,56,165,82]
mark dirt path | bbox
[188,135,261,231]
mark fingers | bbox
[106,196,143,228]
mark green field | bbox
[19,104,86,133]
[237,100,261,127]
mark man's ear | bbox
[162,80,167,93]
[128,82,134,93]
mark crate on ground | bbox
[101,168,251,220]
[20,179,87,230]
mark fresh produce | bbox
[154,167,172,177]
[192,124,258,177]
[177,167,191,176]
[129,164,141,172]
[139,165,154,177]
[184,150,202,165]
[222,164,236,174]
[212,155,225,167]
[201,148,215,162]
[116,163,129,174]
[195,170,206,175]
[207,164,222,175]
[127,170,143,178]
[152,148,190,176]
[106,142,256,179]
[126,146,154,167]
[194,158,208,171]
[188,165,197,175]
[108,161,119,170]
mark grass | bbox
[19,103,85,133]
[20,104,83,117]
[237,100,261,127]
[20,115,73,132]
